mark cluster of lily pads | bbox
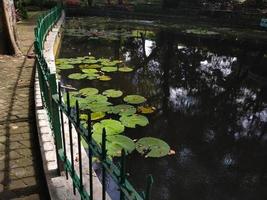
[56,56,171,159]
[56,56,133,81]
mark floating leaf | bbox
[63,92,79,107]
[101,67,118,72]
[83,59,99,64]
[93,119,125,135]
[118,67,133,72]
[68,73,87,80]
[123,95,147,104]
[98,75,112,81]
[79,88,99,96]
[85,94,108,103]
[98,58,110,63]
[79,64,102,69]
[82,69,99,74]
[57,64,74,70]
[101,60,116,66]
[120,114,149,128]
[108,104,136,116]
[80,112,105,121]
[137,106,156,114]
[102,89,123,98]
[136,137,170,158]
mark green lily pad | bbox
[120,114,149,128]
[101,67,118,72]
[88,103,112,113]
[102,89,123,98]
[79,88,99,96]
[108,104,136,116]
[57,64,74,70]
[63,92,79,107]
[136,137,170,158]
[80,112,105,121]
[82,69,99,74]
[68,73,87,80]
[98,75,112,81]
[93,119,125,136]
[87,76,97,80]
[98,58,110,63]
[101,60,116,66]
[123,95,147,104]
[92,134,135,157]
[86,94,108,103]
[118,67,133,72]
[83,59,99,64]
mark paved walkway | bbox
[0,13,49,199]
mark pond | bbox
[58,16,267,200]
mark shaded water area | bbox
[59,17,267,200]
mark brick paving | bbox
[0,13,49,200]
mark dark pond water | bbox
[59,17,267,200]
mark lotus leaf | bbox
[89,103,112,113]
[106,135,135,157]
[102,89,123,98]
[98,75,112,81]
[68,73,87,80]
[137,106,156,114]
[120,114,149,128]
[82,69,98,74]
[93,119,125,135]
[101,60,116,66]
[108,104,136,116]
[123,95,147,104]
[85,94,108,103]
[57,64,74,70]
[79,88,99,96]
[136,137,170,158]
[101,67,118,72]
[118,67,133,72]
[80,112,105,121]
[87,76,97,80]
[83,59,99,64]
[63,92,79,107]
[98,58,110,63]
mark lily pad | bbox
[93,119,125,136]
[80,112,105,121]
[82,69,99,74]
[63,91,79,107]
[98,75,112,81]
[79,88,99,96]
[57,64,74,70]
[118,67,134,72]
[92,134,135,157]
[68,73,87,80]
[83,59,99,64]
[137,106,156,114]
[120,114,149,128]
[108,104,136,116]
[123,95,147,104]
[102,89,123,98]
[136,137,170,158]
[101,67,118,72]
[101,60,117,66]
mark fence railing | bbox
[34,5,153,200]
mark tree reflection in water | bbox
[60,27,267,200]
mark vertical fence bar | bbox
[145,175,154,200]
[58,82,68,179]
[76,101,84,197]
[120,149,126,200]
[87,111,93,200]
[102,129,107,200]
[67,92,76,195]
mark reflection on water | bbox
[60,18,267,200]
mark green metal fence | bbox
[34,5,153,200]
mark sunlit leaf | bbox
[98,75,112,81]
[68,73,87,80]
[123,95,147,104]
[136,137,170,158]
[108,104,136,116]
[79,87,99,96]
[93,119,125,135]
[137,106,156,114]
[102,89,123,98]
[118,67,133,72]
[101,66,118,72]
[119,114,149,128]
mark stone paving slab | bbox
[0,13,49,200]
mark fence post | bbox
[48,74,63,174]
[102,129,107,200]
